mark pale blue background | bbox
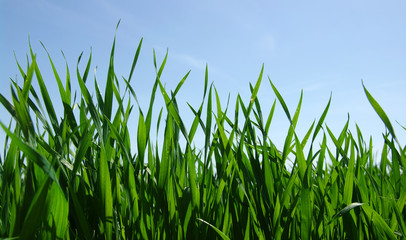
[1,1,405,162]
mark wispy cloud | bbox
[375,79,406,89]
[171,51,230,79]
[98,0,137,23]
[257,34,276,53]
[302,82,325,92]
[174,53,207,70]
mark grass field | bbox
[0,29,405,239]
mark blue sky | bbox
[1,1,405,158]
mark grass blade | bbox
[197,218,231,240]
[362,81,397,143]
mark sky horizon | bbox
[1,1,405,161]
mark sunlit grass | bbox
[0,25,405,239]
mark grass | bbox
[0,26,405,239]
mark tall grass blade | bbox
[362,81,398,143]
[127,38,143,83]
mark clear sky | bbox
[1,1,405,159]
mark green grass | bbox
[0,27,405,239]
